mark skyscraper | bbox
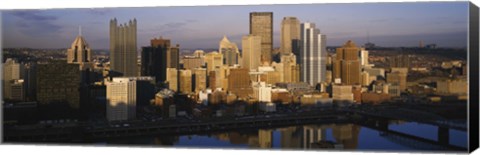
[242,35,262,71]
[219,35,240,66]
[67,29,92,64]
[106,77,137,121]
[110,18,137,77]
[281,17,300,55]
[334,40,361,85]
[3,59,24,100]
[281,54,300,83]
[250,12,273,64]
[204,52,223,74]
[141,37,169,83]
[179,69,193,94]
[167,44,180,69]
[36,61,81,109]
[300,22,327,86]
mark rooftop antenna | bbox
[79,26,82,36]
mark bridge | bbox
[4,110,348,142]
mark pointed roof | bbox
[343,40,357,48]
[220,35,230,44]
[71,35,89,48]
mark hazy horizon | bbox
[1,2,469,50]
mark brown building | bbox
[182,56,204,70]
[361,92,391,105]
[192,68,207,93]
[179,69,192,94]
[271,89,292,104]
[334,40,361,85]
[250,12,273,64]
[167,44,180,69]
[36,61,81,109]
[228,68,253,99]
[386,68,408,91]
[352,85,362,104]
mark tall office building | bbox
[141,37,170,83]
[228,68,252,99]
[360,49,369,67]
[67,30,92,64]
[281,17,300,55]
[3,59,24,100]
[242,35,262,71]
[179,69,193,94]
[106,77,139,121]
[334,40,361,85]
[167,44,180,69]
[386,68,408,91]
[192,68,207,93]
[281,53,300,83]
[110,18,137,76]
[250,12,273,64]
[36,61,81,109]
[166,68,179,91]
[204,51,223,74]
[219,36,240,66]
[300,22,327,86]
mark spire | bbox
[79,26,82,36]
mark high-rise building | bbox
[204,52,223,74]
[8,79,25,101]
[281,17,300,55]
[334,40,361,85]
[360,49,369,67]
[179,69,193,94]
[281,53,300,83]
[227,68,252,99]
[106,77,143,121]
[386,68,408,91]
[110,18,137,76]
[166,68,178,91]
[3,59,24,100]
[167,44,180,69]
[242,35,262,71]
[192,68,207,93]
[219,36,240,66]
[36,61,81,109]
[300,22,327,86]
[141,37,170,83]
[182,56,204,70]
[67,30,92,64]
[250,12,273,64]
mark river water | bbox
[100,121,467,152]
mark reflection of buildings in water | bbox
[332,124,361,149]
[300,125,327,149]
[258,129,273,148]
[154,136,179,146]
[279,126,302,148]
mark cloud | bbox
[87,9,111,16]
[10,11,62,37]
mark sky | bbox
[1,2,469,50]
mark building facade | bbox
[250,12,273,64]
[300,22,327,86]
[281,17,300,55]
[242,35,262,71]
[109,18,137,77]
[334,40,361,85]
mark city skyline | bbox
[2,2,469,49]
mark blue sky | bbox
[1,2,469,49]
